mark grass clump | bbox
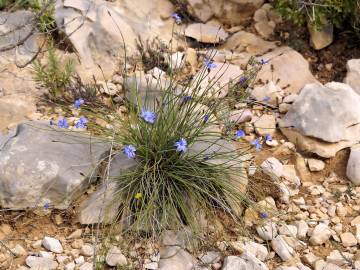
[32,41,75,100]
[82,56,267,237]
[274,0,360,33]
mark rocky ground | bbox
[1,0,360,269]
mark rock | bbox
[344,59,360,94]
[256,47,318,94]
[279,103,291,114]
[254,114,276,136]
[292,220,308,239]
[326,250,354,266]
[283,94,298,104]
[229,109,252,124]
[199,251,221,264]
[191,62,242,98]
[230,241,268,261]
[271,235,294,261]
[42,236,63,253]
[79,262,93,270]
[159,246,196,270]
[166,52,185,70]
[185,23,228,44]
[106,246,127,267]
[340,232,357,247]
[67,229,82,239]
[26,255,58,269]
[98,81,118,96]
[307,159,325,172]
[144,262,158,269]
[223,31,277,55]
[0,122,109,209]
[75,256,85,264]
[346,144,360,186]
[308,22,333,50]
[261,157,283,179]
[80,244,94,257]
[309,223,331,245]
[65,262,76,270]
[11,244,27,257]
[255,21,275,39]
[280,82,360,157]
[78,154,138,224]
[55,0,176,80]
[351,216,360,226]
[185,0,214,22]
[314,260,341,270]
[256,222,278,240]
[210,0,264,26]
[251,81,283,105]
[222,252,268,270]
[278,224,298,237]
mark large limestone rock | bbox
[344,59,360,95]
[55,0,176,80]
[0,122,109,209]
[256,47,318,94]
[279,82,360,157]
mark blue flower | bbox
[259,212,268,219]
[140,109,156,124]
[74,98,84,109]
[203,155,210,161]
[203,115,209,123]
[75,117,88,129]
[181,95,192,103]
[260,59,269,65]
[123,145,136,159]
[263,96,270,103]
[49,120,54,126]
[58,118,69,129]
[171,12,182,24]
[44,202,50,210]
[204,59,217,70]
[175,138,188,153]
[265,134,272,142]
[239,76,248,84]
[251,138,262,151]
[236,130,245,139]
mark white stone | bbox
[326,250,353,266]
[42,236,63,253]
[65,262,76,270]
[144,262,158,269]
[309,223,331,245]
[166,52,185,70]
[256,222,278,240]
[307,159,325,172]
[67,229,82,239]
[278,224,298,237]
[346,144,360,185]
[271,235,294,261]
[254,114,276,136]
[261,157,283,179]
[292,220,309,239]
[79,262,93,270]
[222,252,268,270]
[80,244,94,257]
[75,256,85,264]
[340,232,357,247]
[26,255,58,269]
[185,23,228,44]
[106,246,127,267]
[344,59,360,95]
[283,94,298,103]
[11,244,27,257]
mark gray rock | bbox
[158,246,196,270]
[0,122,109,209]
[78,153,138,224]
[25,255,58,269]
[222,252,268,270]
[346,144,360,185]
[106,246,127,267]
[280,82,360,157]
[271,235,294,261]
[42,236,63,253]
[344,59,360,95]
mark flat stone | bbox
[340,232,357,247]
[326,250,354,266]
[278,224,298,237]
[256,222,278,241]
[158,246,196,270]
[79,262,93,270]
[185,23,228,43]
[42,236,63,253]
[80,244,94,257]
[256,47,319,94]
[261,157,283,179]
[254,114,276,136]
[346,144,360,185]
[0,122,109,209]
[222,252,268,270]
[26,256,58,269]
[307,159,325,172]
[308,22,333,50]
